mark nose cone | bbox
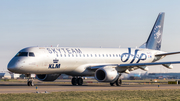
[7,58,21,73]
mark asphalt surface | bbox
[0,82,180,94]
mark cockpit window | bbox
[15,52,28,57]
[29,52,35,57]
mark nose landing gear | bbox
[25,74,34,86]
[27,79,34,86]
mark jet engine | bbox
[36,74,61,81]
[95,67,119,82]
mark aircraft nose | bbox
[7,59,21,72]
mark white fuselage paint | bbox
[8,47,164,76]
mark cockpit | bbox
[15,52,35,57]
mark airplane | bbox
[7,12,180,86]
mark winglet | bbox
[140,12,165,50]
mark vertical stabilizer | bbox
[140,12,165,50]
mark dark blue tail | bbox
[140,12,165,50]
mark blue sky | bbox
[1,0,180,73]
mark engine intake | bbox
[95,67,119,82]
[36,74,61,81]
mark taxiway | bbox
[0,83,180,94]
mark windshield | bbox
[15,52,28,57]
[15,52,35,57]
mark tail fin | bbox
[140,12,165,50]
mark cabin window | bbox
[72,54,74,57]
[87,54,89,57]
[99,54,101,57]
[106,54,108,57]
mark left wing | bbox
[89,61,180,72]
[118,61,180,67]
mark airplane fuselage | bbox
[8,47,163,76]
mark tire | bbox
[116,78,122,86]
[30,81,34,86]
[71,78,77,85]
[27,81,30,86]
[110,82,115,86]
[27,81,34,86]
[77,78,83,85]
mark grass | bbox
[0,89,180,101]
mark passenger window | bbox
[106,54,108,57]
[91,54,93,57]
[15,52,28,57]
[64,54,66,57]
[87,54,89,57]
[83,54,85,57]
[72,54,74,57]
[99,54,101,57]
[109,54,111,57]
[29,52,35,57]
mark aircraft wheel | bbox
[27,81,34,86]
[71,78,77,85]
[116,78,122,86]
[110,82,115,86]
[77,78,83,85]
[27,81,30,86]
[30,81,34,86]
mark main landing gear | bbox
[110,75,122,86]
[71,77,83,86]
[25,74,34,86]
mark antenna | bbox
[57,44,59,47]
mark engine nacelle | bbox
[36,74,61,81]
[95,67,119,82]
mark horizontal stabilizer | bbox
[155,51,180,56]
